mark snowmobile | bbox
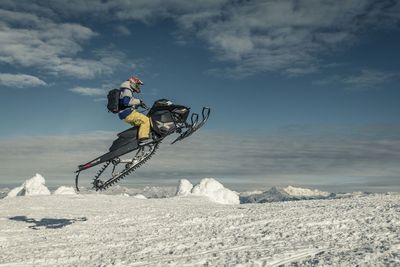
[75,99,210,191]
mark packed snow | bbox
[283,185,331,197]
[6,173,50,198]
[0,193,399,266]
[53,186,77,195]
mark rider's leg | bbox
[124,111,151,140]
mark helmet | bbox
[128,76,144,93]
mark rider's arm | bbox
[121,88,141,107]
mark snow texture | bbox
[53,186,76,195]
[191,178,240,205]
[175,179,193,196]
[6,174,50,198]
[283,185,331,197]
[0,194,399,266]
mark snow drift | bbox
[6,173,51,198]
[188,178,239,205]
[175,178,239,205]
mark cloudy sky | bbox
[0,0,399,191]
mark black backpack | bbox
[107,89,121,113]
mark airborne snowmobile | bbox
[75,99,210,191]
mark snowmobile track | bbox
[92,142,160,191]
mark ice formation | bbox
[6,173,51,198]
[53,186,76,195]
[191,178,239,205]
[175,179,193,196]
[283,185,330,197]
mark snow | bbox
[133,194,147,199]
[53,186,76,195]
[175,179,193,196]
[0,194,399,266]
[283,185,331,197]
[6,185,25,198]
[191,178,240,205]
[6,173,50,198]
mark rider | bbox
[119,76,152,145]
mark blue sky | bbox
[0,0,400,191]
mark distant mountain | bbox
[240,186,335,204]
[240,186,299,203]
[282,185,331,197]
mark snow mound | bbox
[175,179,193,196]
[191,178,239,205]
[53,186,76,195]
[133,194,147,199]
[283,185,330,197]
[7,174,51,198]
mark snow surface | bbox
[6,174,50,198]
[175,179,193,196]
[0,194,399,266]
[53,186,76,195]
[133,194,147,199]
[190,178,240,205]
[283,185,331,197]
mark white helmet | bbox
[127,76,144,93]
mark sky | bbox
[0,0,400,192]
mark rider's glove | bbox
[140,100,149,109]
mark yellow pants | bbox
[124,111,151,140]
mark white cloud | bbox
[343,69,399,89]
[100,0,399,77]
[1,0,400,78]
[115,25,131,36]
[0,8,123,79]
[70,87,106,96]
[0,73,46,88]
[1,125,400,190]
[313,69,399,90]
